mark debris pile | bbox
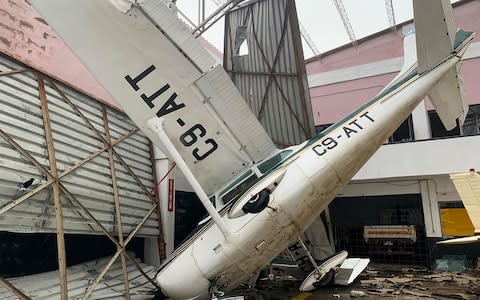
[359,268,480,299]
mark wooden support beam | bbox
[124,252,161,289]
[102,106,130,300]
[0,179,54,216]
[111,148,154,201]
[0,128,53,178]
[37,74,68,300]
[0,68,28,77]
[82,251,122,300]
[0,277,30,300]
[59,184,121,248]
[48,79,109,144]
[57,128,139,181]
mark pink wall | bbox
[308,0,480,125]
[306,30,404,76]
[310,73,396,125]
[0,1,225,109]
[0,1,116,107]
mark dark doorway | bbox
[0,232,144,277]
[174,191,206,248]
[329,194,428,266]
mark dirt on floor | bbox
[228,265,480,300]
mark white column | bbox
[145,145,174,264]
[412,100,431,140]
[420,179,442,237]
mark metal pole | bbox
[146,118,230,238]
[37,74,68,300]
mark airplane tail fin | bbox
[412,0,475,130]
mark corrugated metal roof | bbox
[0,53,160,237]
[0,253,157,299]
[224,0,315,146]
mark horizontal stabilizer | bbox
[450,171,480,235]
[427,64,468,130]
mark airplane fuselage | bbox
[156,53,461,299]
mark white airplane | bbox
[31,0,474,299]
[437,170,480,244]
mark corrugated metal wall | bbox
[224,0,315,146]
[0,53,161,237]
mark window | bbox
[429,111,460,138]
[429,105,480,138]
[221,173,258,205]
[258,149,293,173]
[462,105,480,135]
[388,115,415,143]
[315,124,332,134]
[234,25,249,57]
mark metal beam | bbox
[299,22,320,56]
[385,0,397,31]
[193,0,245,37]
[333,0,358,47]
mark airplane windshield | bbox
[258,149,293,173]
[221,173,259,205]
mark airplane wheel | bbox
[242,189,270,214]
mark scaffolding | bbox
[0,55,166,299]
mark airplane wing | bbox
[30,0,277,195]
[450,171,480,235]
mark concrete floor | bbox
[227,265,480,300]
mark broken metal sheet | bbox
[0,55,160,237]
[0,254,157,299]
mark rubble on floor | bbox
[229,264,480,299]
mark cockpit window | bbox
[221,173,258,205]
[258,150,293,173]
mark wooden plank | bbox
[102,106,130,300]
[37,73,68,300]
[0,277,30,300]
[0,69,29,77]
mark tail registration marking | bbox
[313,112,374,157]
[125,65,218,161]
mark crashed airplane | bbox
[31,0,474,298]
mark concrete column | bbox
[420,179,442,237]
[145,147,175,261]
[412,100,431,140]
[144,238,161,266]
